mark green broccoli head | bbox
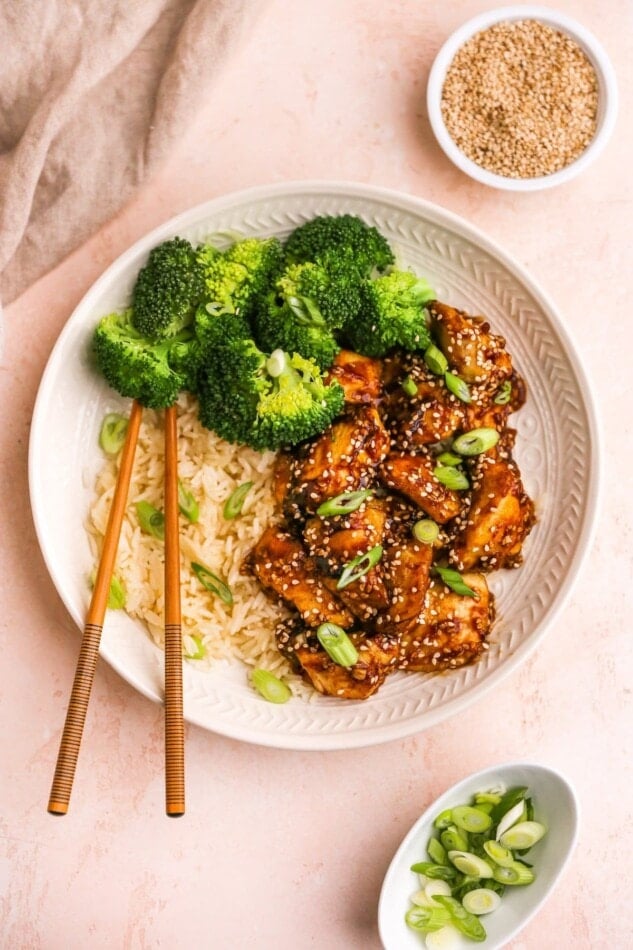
[197,236,283,320]
[197,335,269,446]
[197,336,343,451]
[275,258,361,330]
[256,350,344,449]
[344,270,435,358]
[283,214,395,275]
[253,292,340,371]
[93,309,194,409]
[194,305,253,363]
[131,237,204,341]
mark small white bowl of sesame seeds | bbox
[426,6,618,191]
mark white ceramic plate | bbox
[29,181,599,749]
[378,762,580,949]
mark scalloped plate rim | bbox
[28,180,601,750]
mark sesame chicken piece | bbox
[272,451,294,507]
[324,349,383,405]
[451,438,535,570]
[429,301,513,395]
[383,361,467,447]
[379,453,464,524]
[303,497,388,571]
[398,574,494,672]
[323,569,390,622]
[276,620,398,700]
[377,537,434,634]
[465,372,528,432]
[291,406,390,512]
[246,526,354,627]
[464,398,511,434]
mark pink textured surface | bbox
[1,2,631,947]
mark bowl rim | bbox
[377,760,580,949]
[426,4,619,191]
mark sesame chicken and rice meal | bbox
[88,215,535,703]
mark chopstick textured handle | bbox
[48,623,103,815]
[47,400,142,816]
[165,622,185,817]
[164,405,185,817]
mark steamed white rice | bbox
[87,392,295,678]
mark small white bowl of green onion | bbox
[378,763,578,949]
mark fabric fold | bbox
[0,0,259,305]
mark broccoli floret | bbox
[275,258,361,330]
[284,214,395,275]
[257,350,344,449]
[197,337,343,451]
[194,304,253,361]
[251,257,361,370]
[253,292,340,371]
[345,271,435,357]
[198,236,283,320]
[131,237,205,341]
[93,309,195,409]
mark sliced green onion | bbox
[494,380,512,405]
[425,880,452,901]
[411,888,432,907]
[451,805,493,834]
[413,519,439,544]
[336,544,383,590]
[135,501,165,540]
[447,851,493,878]
[474,790,503,805]
[250,669,292,704]
[316,623,358,667]
[499,821,546,850]
[490,786,528,826]
[424,925,462,949]
[287,294,326,326]
[431,896,487,942]
[184,634,206,660]
[191,561,233,605]
[410,863,458,882]
[492,863,535,886]
[401,375,418,397]
[433,809,454,830]
[99,413,129,456]
[107,574,127,610]
[266,349,287,377]
[424,344,449,376]
[444,372,471,403]
[178,480,199,523]
[452,428,500,457]
[405,904,451,933]
[434,566,477,598]
[462,889,501,916]
[472,801,493,815]
[433,466,470,490]
[89,570,126,609]
[440,826,469,853]
[427,837,448,866]
[436,451,462,467]
[495,799,526,840]
[483,840,514,868]
[223,481,253,520]
[316,489,373,517]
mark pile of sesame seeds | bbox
[440,19,599,179]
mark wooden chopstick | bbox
[48,399,143,816]
[163,404,185,817]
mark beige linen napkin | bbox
[0,0,260,305]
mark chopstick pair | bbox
[48,401,185,817]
